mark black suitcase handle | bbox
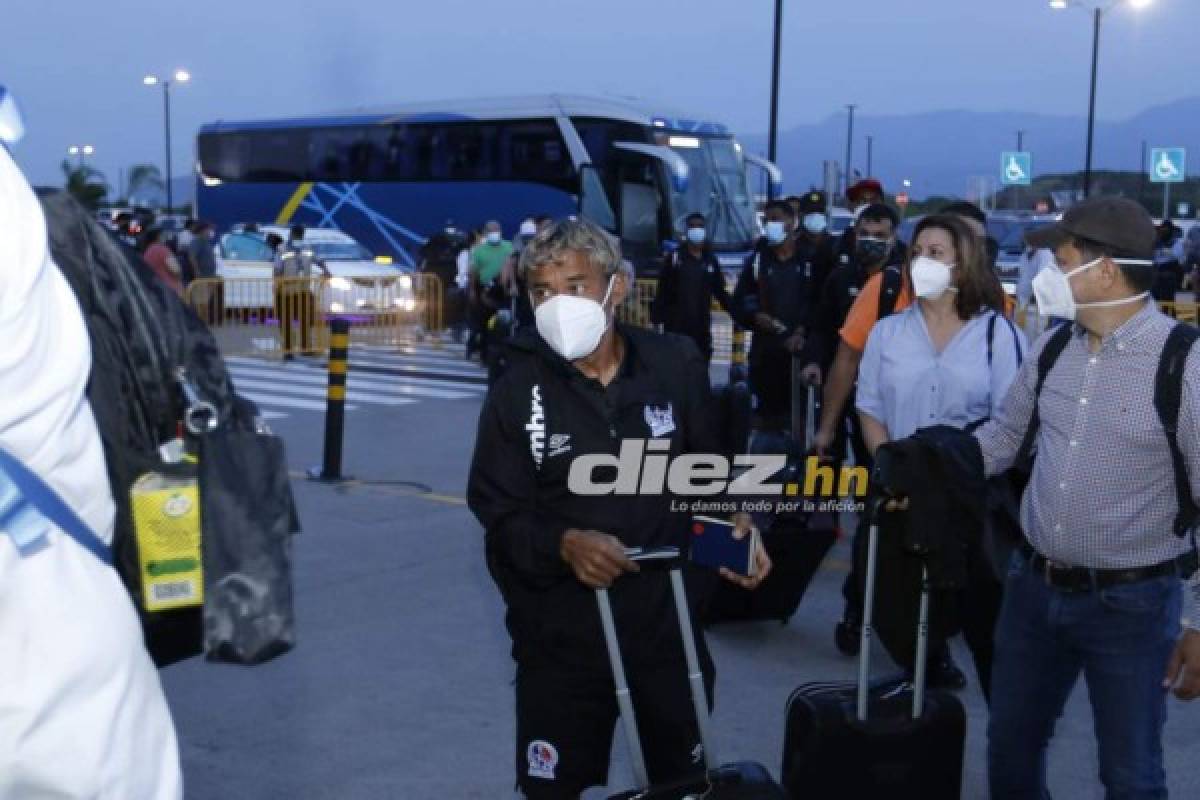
[856,495,932,723]
[596,550,717,791]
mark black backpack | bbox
[1016,320,1199,539]
[38,190,300,666]
[876,265,904,320]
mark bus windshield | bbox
[667,136,757,249]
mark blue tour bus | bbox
[194,94,781,273]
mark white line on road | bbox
[232,377,416,406]
[228,365,476,400]
[238,392,359,412]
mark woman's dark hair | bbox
[140,227,162,249]
[910,213,1005,319]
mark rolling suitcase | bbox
[601,548,787,799]
[781,496,966,798]
[704,356,838,625]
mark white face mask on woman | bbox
[910,255,956,299]
[1031,256,1151,320]
[533,275,616,361]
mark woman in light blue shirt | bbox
[857,214,1026,452]
[856,213,1026,702]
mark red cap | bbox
[847,179,884,204]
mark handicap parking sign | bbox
[1150,148,1186,184]
[1001,152,1032,186]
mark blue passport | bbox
[688,515,760,577]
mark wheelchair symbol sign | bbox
[1001,152,1032,186]
[1150,148,1186,184]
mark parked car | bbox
[214,226,419,317]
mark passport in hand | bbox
[688,515,760,577]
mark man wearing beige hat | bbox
[971,196,1200,798]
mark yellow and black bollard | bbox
[309,317,351,482]
[729,326,748,385]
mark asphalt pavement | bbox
[159,356,1199,799]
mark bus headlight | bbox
[398,275,413,290]
[330,301,345,314]
[328,277,353,291]
[393,297,417,312]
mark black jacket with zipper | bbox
[468,324,721,671]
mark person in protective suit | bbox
[468,217,769,798]
[0,85,183,799]
[273,224,330,359]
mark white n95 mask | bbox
[534,275,615,361]
[1031,257,1151,320]
[910,256,955,299]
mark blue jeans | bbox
[988,552,1182,799]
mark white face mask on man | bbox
[533,275,616,361]
[1031,256,1151,320]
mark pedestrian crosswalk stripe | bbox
[224,356,487,394]
[227,363,476,400]
[230,376,417,406]
[336,356,485,381]
[237,392,358,413]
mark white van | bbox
[215,226,418,315]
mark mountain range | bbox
[742,96,1200,200]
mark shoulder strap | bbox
[987,310,1025,368]
[1154,323,1200,538]
[0,447,112,565]
[1014,322,1073,469]
[756,251,771,318]
[877,266,902,320]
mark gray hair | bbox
[518,217,623,281]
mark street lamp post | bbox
[143,69,190,212]
[1050,0,1153,198]
[767,0,783,171]
[67,144,94,169]
[843,104,857,198]
[866,135,874,178]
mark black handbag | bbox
[198,427,297,665]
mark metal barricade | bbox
[1161,301,1200,325]
[185,273,443,358]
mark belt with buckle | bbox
[1018,540,1199,593]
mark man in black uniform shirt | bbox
[468,218,770,799]
[650,212,734,365]
[799,202,902,463]
[733,200,818,431]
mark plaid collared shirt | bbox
[975,302,1200,629]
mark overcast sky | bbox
[6,0,1197,188]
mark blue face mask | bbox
[686,227,706,245]
[765,221,788,245]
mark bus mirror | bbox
[613,142,689,194]
[578,164,616,232]
[743,153,784,200]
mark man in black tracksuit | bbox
[732,199,818,431]
[468,218,769,798]
[650,212,734,364]
[800,202,904,465]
